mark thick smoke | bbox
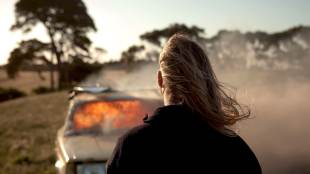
[81,26,310,173]
[80,61,159,91]
[237,81,310,174]
[207,26,310,74]
[210,27,310,173]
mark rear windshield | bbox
[65,99,162,136]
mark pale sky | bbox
[0,0,310,65]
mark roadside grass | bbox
[0,91,68,174]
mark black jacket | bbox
[107,104,262,174]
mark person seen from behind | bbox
[107,33,262,174]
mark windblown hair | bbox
[159,33,250,135]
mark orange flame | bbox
[73,100,148,130]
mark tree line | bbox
[6,0,310,91]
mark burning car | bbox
[55,87,162,174]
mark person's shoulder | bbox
[223,134,253,155]
[231,135,255,152]
[107,124,153,173]
[230,135,262,173]
[118,122,153,144]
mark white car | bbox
[55,87,162,174]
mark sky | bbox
[0,0,309,65]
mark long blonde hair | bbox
[159,33,250,135]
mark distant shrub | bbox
[68,59,102,84]
[0,87,26,102]
[12,153,32,165]
[32,86,54,95]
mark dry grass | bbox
[0,91,68,174]
[0,69,56,94]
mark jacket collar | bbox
[143,104,195,124]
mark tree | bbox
[120,45,145,64]
[10,0,97,89]
[139,23,207,61]
[204,26,310,71]
[7,39,57,88]
[140,23,206,47]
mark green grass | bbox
[0,91,68,174]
